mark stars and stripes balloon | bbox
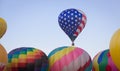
[48,46,92,71]
[6,47,48,71]
[58,8,87,45]
[92,49,119,71]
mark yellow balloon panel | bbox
[110,29,120,70]
[0,18,7,39]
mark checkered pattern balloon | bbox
[58,8,86,42]
[6,47,48,71]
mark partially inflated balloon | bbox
[0,44,8,71]
[48,46,92,71]
[0,18,7,39]
[92,49,119,71]
[110,29,120,70]
[58,8,86,43]
[6,47,48,71]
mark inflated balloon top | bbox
[58,8,87,45]
[6,47,48,71]
[48,46,92,71]
[0,18,7,39]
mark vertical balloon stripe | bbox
[73,13,86,37]
[85,58,92,71]
[99,50,108,71]
[108,52,119,71]
[48,46,67,58]
[93,52,101,71]
[49,47,75,67]
[98,51,105,64]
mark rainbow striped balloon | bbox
[0,44,8,71]
[92,49,119,71]
[48,46,92,71]
[6,47,48,71]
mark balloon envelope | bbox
[0,44,8,71]
[58,8,87,42]
[0,18,7,39]
[92,49,119,71]
[48,46,92,71]
[110,29,120,70]
[6,47,48,71]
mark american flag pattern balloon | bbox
[92,49,119,71]
[48,46,92,71]
[6,47,48,71]
[58,8,87,42]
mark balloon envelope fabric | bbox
[110,29,120,70]
[0,44,8,71]
[92,49,119,71]
[48,46,92,71]
[0,18,7,39]
[58,8,86,42]
[6,47,48,71]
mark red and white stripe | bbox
[73,12,87,37]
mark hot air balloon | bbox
[0,18,7,39]
[0,44,8,71]
[48,46,92,71]
[110,29,120,70]
[6,47,48,71]
[58,8,87,45]
[92,49,119,71]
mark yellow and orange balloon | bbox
[0,44,8,71]
[0,18,7,39]
[110,29,120,70]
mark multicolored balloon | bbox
[48,46,92,71]
[6,47,48,71]
[110,29,120,70]
[0,44,8,71]
[0,18,7,39]
[92,49,119,71]
[58,8,87,44]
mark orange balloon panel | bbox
[0,44,8,71]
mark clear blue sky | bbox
[0,0,120,58]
